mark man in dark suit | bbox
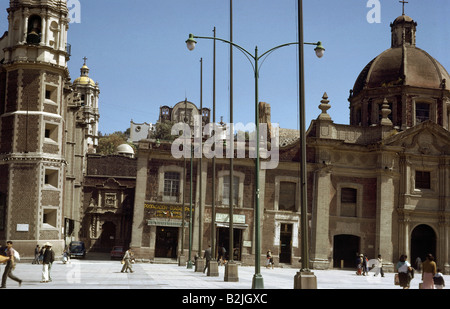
[203,245,212,273]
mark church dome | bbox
[393,14,414,24]
[116,143,135,158]
[73,63,96,86]
[116,143,135,155]
[73,75,96,86]
[353,46,450,95]
[352,15,450,96]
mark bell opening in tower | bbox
[27,15,42,45]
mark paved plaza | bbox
[2,256,448,290]
[2,256,448,307]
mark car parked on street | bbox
[110,246,125,259]
[69,241,86,259]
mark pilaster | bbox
[130,142,150,248]
[310,166,332,269]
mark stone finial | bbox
[318,92,332,120]
[380,98,393,126]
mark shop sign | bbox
[215,213,246,224]
[144,203,194,219]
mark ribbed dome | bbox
[73,63,96,86]
[73,76,96,86]
[353,46,450,95]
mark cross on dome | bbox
[399,0,408,15]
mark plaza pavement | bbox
[2,255,448,290]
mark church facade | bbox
[0,0,448,274]
[130,13,450,273]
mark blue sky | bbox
[1,0,449,135]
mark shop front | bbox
[145,202,193,260]
[214,213,248,262]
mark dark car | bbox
[69,241,86,259]
[110,246,125,259]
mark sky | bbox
[1,0,449,135]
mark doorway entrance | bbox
[155,227,179,258]
[279,223,293,264]
[100,221,116,251]
[411,224,436,268]
[216,227,242,261]
[333,234,360,268]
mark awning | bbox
[147,219,187,227]
[215,222,248,230]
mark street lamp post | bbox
[187,138,194,269]
[186,33,324,289]
[293,0,318,289]
[195,58,205,273]
[207,27,219,277]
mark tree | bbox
[149,121,178,142]
[97,131,135,155]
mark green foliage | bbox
[97,131,136,155]
[149,121,178,142]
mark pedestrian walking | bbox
[396,254,413,289]
[217,245,226,266]
[39,246,45,264]
[356,254,363,275]
[415,256,422,271]
[1,241,22,288]
[32,245,40,264]
[62,249,70,264]
[433,268,445,289]
[362,255,369,276]
[121,248,134,273]
[41,242,54,283]
[203,245,212,273]
[374,254,385,277]
[266,250,274,269]
[421,253,437,289]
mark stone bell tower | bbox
[72,58,100,153]
[0,0,73,253]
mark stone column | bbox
[130,142,150,254]
[22,11,29,44]
[376,170,395,272]
[310,166,332,270]
[40,12,46,46]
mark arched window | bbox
[27,15,42,44]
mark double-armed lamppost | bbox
[186,33,324,289]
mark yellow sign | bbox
[144,203,194,219]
